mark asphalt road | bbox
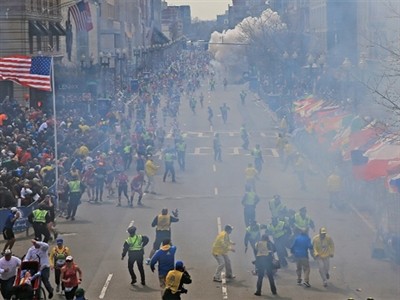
[7,80,400,300]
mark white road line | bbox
[210,125,213,132]
[270,148,279,157]
[99,273,113,299]
[217,216,222,233]
[214,187,218,195]
[198,132,204,137]
[233,147,240,155]
[260,132,266,137]
[229,132,234,137]
[194,147,201,155]
[213,164,217,172]
[60,233,77,237]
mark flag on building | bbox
[69,0,93,32]
[0,55,52,91]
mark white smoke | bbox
[209,8,287,77]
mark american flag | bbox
[69,0,93,32]
[0,55,52,91]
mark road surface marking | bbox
[260,132,266,137]
[99,273,113,299]
[217,217,222,233]
[194,148,201,155]
[214,187,218,195]
[60,232,77,237]
[349,204,376,233]
[270,148,279,157]
[213,164,216,172]
[229,132,234,137]
[233,147,240,155]
[198,132,204,137]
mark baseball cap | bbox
[4,249,12,255]
[66,256,73,261]
[10,207,18,213]
[56,238,64,244]
[175,260,184,269]
[320,227,327,234]
[224,224,233,231]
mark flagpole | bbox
[51,57,59,204]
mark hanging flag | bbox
[69,0,93,32]
[0,55,52,91]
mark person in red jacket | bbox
[61,256,82,300]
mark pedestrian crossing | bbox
[187,147,279,157]
[165,131,277,139]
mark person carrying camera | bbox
[162,261,191,300]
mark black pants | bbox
[54,268,65,289]
[177,152,185,171]
[255,257,276,295]
[67,194,80,218]
[0,276,15,299]
[128,251,145,284]
[163,162,175,182]
[41,266,54,295]
[64,286,78,300]
[32,223,50,243]
[243,206,256,227]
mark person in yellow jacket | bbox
[162,261,192,300]
[212,225,235,282]
[312,227,334,287]
[245,163,258,192]
[144,155,159,194]
[50,238,71,293]
[327,171,342,209]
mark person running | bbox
[82,165,96,202]
[290,231,313,288]
[199,92,204,108]
[207,106,213,126]
[254,234,277,296]
[212,224,235,282]
[162,261,192,300]
[130,171,145,206]
[150,239,177,292]
[244,220,264,258]
[241,185,260,227]
[240,124,249,150]
[245,163,258,192]
[144,155,159,194]
[240,90,247,105]
[0,250,21,300]
[2,207,20,254]
[50,238,71,293]
[60,256,82,300]
[24,240,54,299]
[219,103,230,124]
[116,171,130,207]
[121,226,149,286]
[148,208,179,260]
[267,217,290,268]
[163,147,176,183]
[213,133,222,162]
[175,138,186,171]
[28,203,51,242]
[251,144,264,173]
[312,227,335,287]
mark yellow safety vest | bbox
[165,153,173,162]
[32,209,47,223]
[126,235,143,251]
[268,221,286,239]
[269,200,284,217]
[68,180,81,193]
[165,269,183,294]
[256,240,270,257]
[157,215,171,231]
[176,142,185,152]
[243,192,256,206]
[246,225,260,241]
[294,213,311,231]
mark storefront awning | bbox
[49,22,66,36]
[29,20,50,36]
[36,21,50,35]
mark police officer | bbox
[66,175,82,220]
[175,139,186,171]
[292,207,315,235]
[268,195,286,219]
[163,148,176,183]
[244,220,266,257]
[254,234,277,296]
[241,185,260,227]
[121,226,149,286]
[251,144,264,173]
[267,217,290,268]
[28,203,51,242]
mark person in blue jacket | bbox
[150,239,177,292]
[290,230,313,288]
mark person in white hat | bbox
[0,249,21,299]
[312,227,335,287]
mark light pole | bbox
[133,48,140,77]
[99,51,111,97]
[115,48,127,91]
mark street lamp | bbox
[99,51,112,97]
